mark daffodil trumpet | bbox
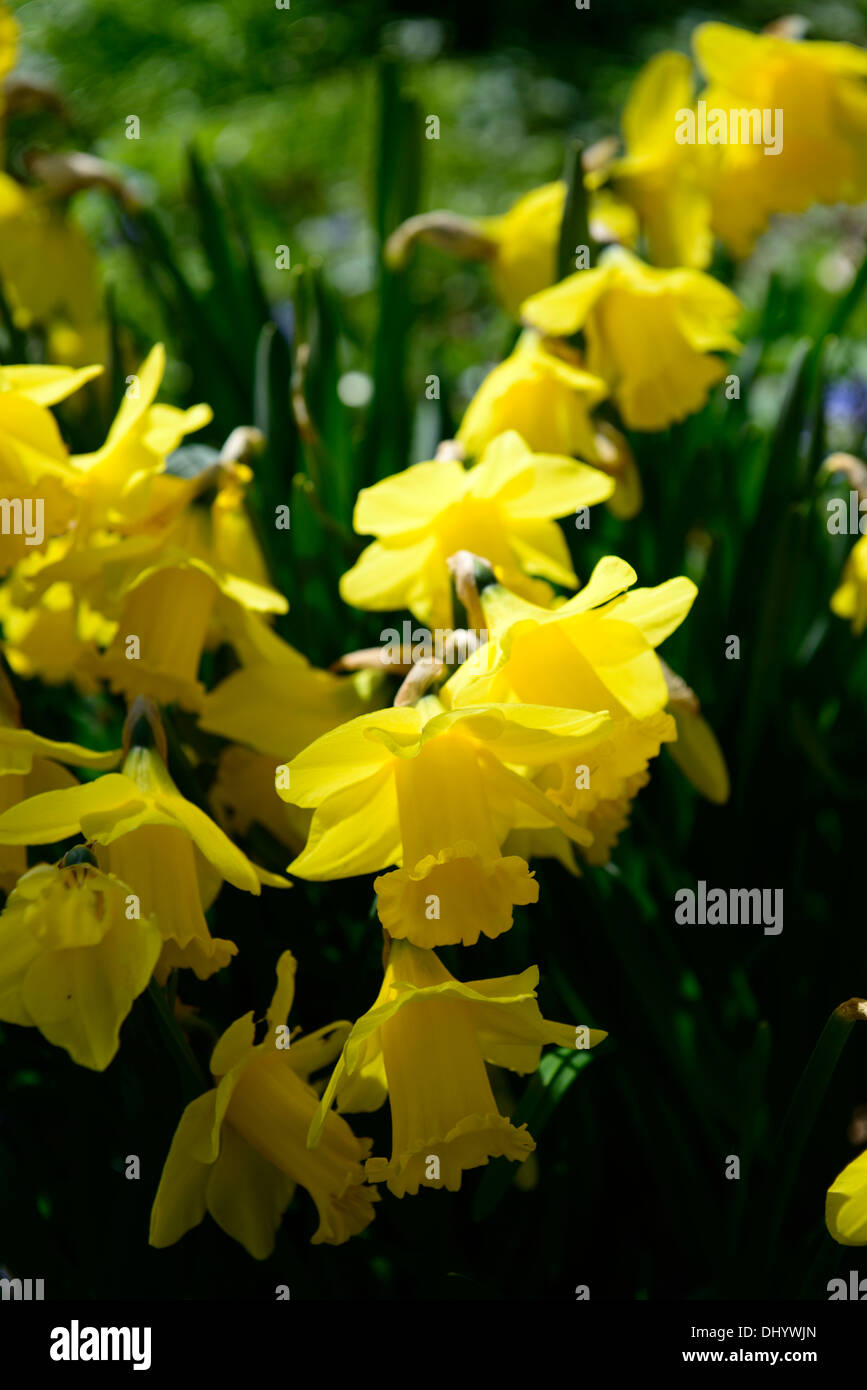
[309,938,606,1197]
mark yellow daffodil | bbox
[384,179,638,317]
[310,937,605,1196]
[446,557,696,718]
[96,555,284,711]
[457,333,607,463]
[521,246,742,431]
[0,851,161,1070]
[608,51,713,269]
[150,951,378,1256]
[280,693,611,946]
[827,1147,867,1246]
[340,430,614,629]
[0,738,277,981]
[694,22,867,259]
[0,344,211,579]
[479,181,568,316]
[456,332,641,518]
[831,535,867,635]
[444,557,697,862]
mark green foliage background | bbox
[2,0,867,1299]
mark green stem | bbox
[145,979,208,1102]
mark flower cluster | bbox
[2,11,867,1267]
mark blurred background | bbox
[2,0,867,1301]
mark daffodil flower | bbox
[444,557,697,862]
[694,22,867,258]
[385,180,638,316]
[150,951,378,1256]
[482,182,639,303]
[340,430,614,629]
[0,740,280,981]
[457,332,607,463]
[827,1146,867,1246]
[279,694,611,947]
[96,556,284,710]
[0,853,161,1070]
[478,181,570,315]
[521,246,742,432]
[309,938,605,1197]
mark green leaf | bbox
[556,140,591,281]
[359,60,424,488]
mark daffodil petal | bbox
[20,914,161,1070]
[353,460,467,537]
[827,1148,867,1245]
[204,1124,295,1260]
[0,774,144,845]
[266,951,298,1035]
[284,707,420,808]
[149,1091,219,1248]
[603,576,698,646]
[289,767,402,879]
